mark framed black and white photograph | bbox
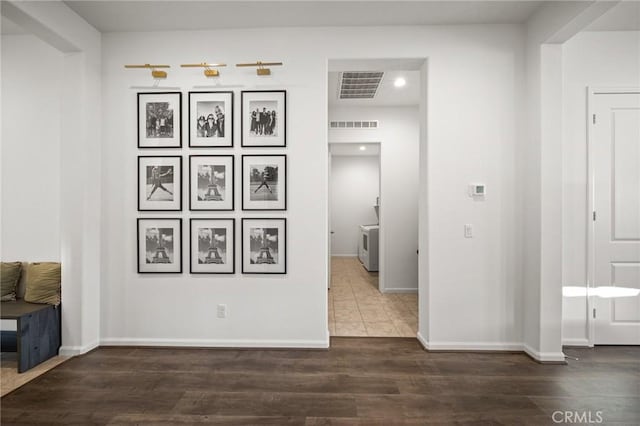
[242,218,286,274]
[241,90,286,147]
[137,218,182,273]
[189,91,233,148]
[190,218,235,274]
[189,155,234,211]
[138,92,182,148]
[242,155,286,210]
[138,156,182,211]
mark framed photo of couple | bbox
[188,91,234,148]
[241,90,286,147]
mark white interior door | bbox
[592,91,640,345]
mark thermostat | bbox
[469,184,486,197]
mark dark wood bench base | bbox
[1,301,61,373]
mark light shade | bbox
[394,77,406,88]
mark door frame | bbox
[586,87,640,346]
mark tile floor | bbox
[329,257,418,337]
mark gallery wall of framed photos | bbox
[136,89,287,275]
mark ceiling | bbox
[62,1,545,33]
[328,70,420,107]
[1,15,26,34]
[585,1,640,31]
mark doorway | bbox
[589,89,640,345]
[327,59,422,337]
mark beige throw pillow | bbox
[1,262,22,301]
[24,262,61,305]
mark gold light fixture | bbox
[236,61,283,76]
[181,62,227,77]
[124,64,170,79]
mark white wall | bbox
[329,106,418,292]
[330,155,379,256]
[100,24,526,349]
[562,30,640,345]
[1,34,63,261]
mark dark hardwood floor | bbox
[1,338,639,425]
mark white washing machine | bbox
[358,225,379,272]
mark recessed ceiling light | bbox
[394,77,406,88]
[359,146,366,151]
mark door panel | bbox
[593,92,640,345]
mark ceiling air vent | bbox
[339,71,384,99]
[329,120,379,129]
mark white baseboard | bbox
[523,344,567,363]
[562,338,590,347]
[381,288,418,294]
[416,331,428,349]
[422,341,523,352]
[331,254,358,257]
[59,340,99,356]
[100,337,330,349]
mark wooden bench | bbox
[1,300,61,373]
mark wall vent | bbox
[329,120,379,129]
[339,71,384,99]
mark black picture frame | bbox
[190,218,236,274]
[189,155,235,211]
[137,92,182,148]
[138,155,182,211]
[241,154,287,211]
[137,218,183,274]
[241,218,287,274]
[188,91,234,148]
[241,90,286,147]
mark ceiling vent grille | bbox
[329,120,379,129]
[339,71,384,99]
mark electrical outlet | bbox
[464,224,473,238]
[217,304,227,319]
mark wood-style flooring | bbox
[330,257,418,337]
[1,338,639,424]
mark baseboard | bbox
[59,340,99,356]
[100,337,330,349]
[331,254,357,257]
[416,331,428,349]
[422,341,523,352]
[562,338,590,347]
[381,288,418,294]
[523,344,567,364]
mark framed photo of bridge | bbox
[189,155,234,211]
[242,218,286,274]
[190,218,235,274]
[242,154,286,211]
[137,218,182,274]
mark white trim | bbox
[416,331,428,349]
[562,338,590,347]
[100,337,330,349]
[381,288,418,294]
[59,340,99,356]
[523,344,566,363]
[422,341,523,352]
[331,254,358,257]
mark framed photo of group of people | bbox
[135,90,287,275]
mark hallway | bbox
[329,257,418,337]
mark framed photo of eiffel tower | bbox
[189,155,234,211]
[137,218,182,274]
[190,219,235,274]
[242,218,286,274]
